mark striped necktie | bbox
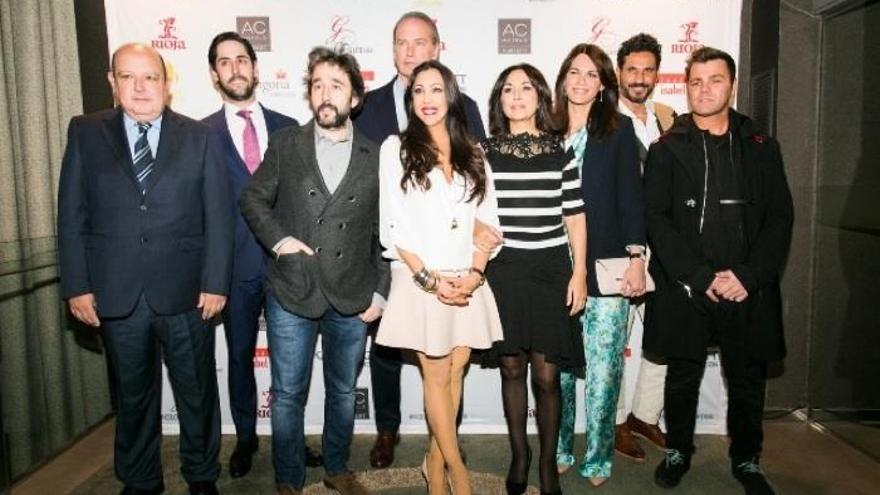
[133,122,154,194]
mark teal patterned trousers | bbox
[557,296,629,478]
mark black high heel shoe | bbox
[505,447,532,495]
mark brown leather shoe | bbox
[324,472,371,495]
[276,483,301,495]
[614,422,646,462]
[369,431,399,468]
[627,412,667,450]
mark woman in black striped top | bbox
[481,63,587,495]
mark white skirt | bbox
[377,267,504,357]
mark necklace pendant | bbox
[451,218,459,230]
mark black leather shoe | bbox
[305,444,324,467]
[229,439,259,478]
[369,431,400,469]
[119,485,164,495]
[654,449,691,489]
[188,481,218,495]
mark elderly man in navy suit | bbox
[58,43,233,495]
[353,11,487,469]
[202,31,326,479]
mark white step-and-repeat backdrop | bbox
[104,0,740,435]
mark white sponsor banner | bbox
[104,0,740,436]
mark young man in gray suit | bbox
[240,47,389,495]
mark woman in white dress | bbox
[377,60,503,495]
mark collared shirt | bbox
[224,101,269,161]
[392,76,408,132]
[123,112,162,159]
[618,99,661,151]
[314,119,354,194]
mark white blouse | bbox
[379,136,501,270]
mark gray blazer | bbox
[239,120,390,318]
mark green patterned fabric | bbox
[557,296,629,478]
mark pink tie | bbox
[236,110,260,174]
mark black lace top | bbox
[481,133,584,250]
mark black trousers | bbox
[221,277,264,444]
[369,338,403,433]
[103,295,221,490]
[664,304,767,463]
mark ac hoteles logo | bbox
[153,17,186,50]
[238,16,271,52]
[498,18,531,54]
[672,21,703,53]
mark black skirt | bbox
[479,244,585,373]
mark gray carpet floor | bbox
[70,431,795,494]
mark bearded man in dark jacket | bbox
[643,47,793,495]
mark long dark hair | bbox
[553,43,619,139]
[488,63,558,136]
[399,60,486,204]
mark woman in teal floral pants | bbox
[552,43,646,487]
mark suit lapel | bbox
[263,104,283,133]
[382,79,400,135]
[148,109,181,191]
[213,108,249,174]
[101,108,141,193]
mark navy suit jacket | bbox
[579,115,645,296]
[203,105,298,282]
[354,76,486,145]
[58,107,234,317]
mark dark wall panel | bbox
[810,2,880,410]
[74,0,112,113]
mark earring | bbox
[599,90,603,103]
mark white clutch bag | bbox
[595,257,655,296]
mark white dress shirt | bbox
[618,99,661,150]
[224,101,269,161]
[379,136,501,270]
[392,77,408,132]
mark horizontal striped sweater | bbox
[482,133,584,250]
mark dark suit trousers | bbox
[222,277,264,444]
[663,303,766,463]
[103,295,221,489]
[369,335,403,432]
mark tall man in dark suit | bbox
[58,43,233,495]
[201,31,310,478]
[353,11,486,468]
[644,47,793,495]
[240,47,389,495]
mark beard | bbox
[313,102,350,129]
[218,75,257,102]
[621,83,654,104]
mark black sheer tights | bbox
[500,350,561,493]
